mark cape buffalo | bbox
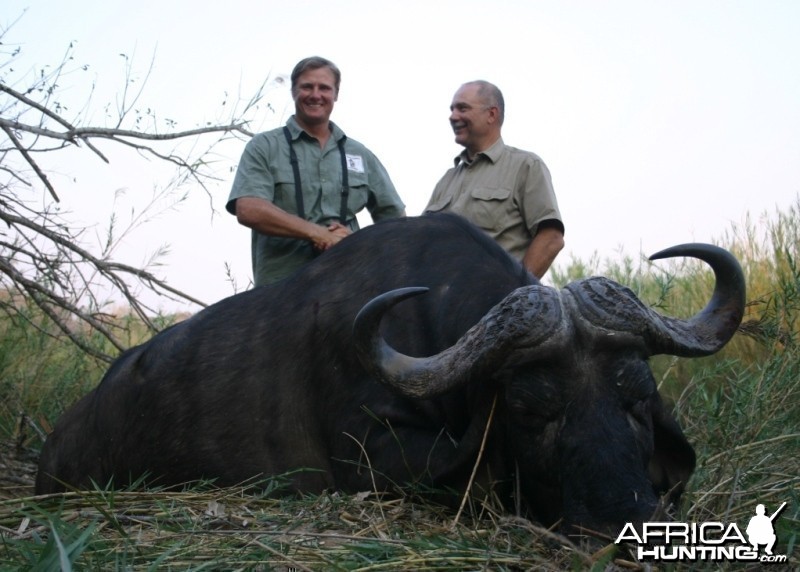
[36,213,745,532]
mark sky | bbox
[3,0,800,312]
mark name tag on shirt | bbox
[345,154,365,173]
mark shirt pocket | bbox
[273,167,301,215]
[325,170,369,222]
[344,171,370,221]
[469,186,513,230]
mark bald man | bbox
[426,80,564,278]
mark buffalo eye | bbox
[505,372,561,427]
[610,358,656,406]
[627,399,653,429]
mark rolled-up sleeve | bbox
[365,153,405,221]
[226,136,276,215]
[518,156,562,235]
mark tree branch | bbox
[0,36,275,362]
[1,123,60,201]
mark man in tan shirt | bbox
[425,81,564,278]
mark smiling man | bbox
[425,81,564,278]
[227,56,405,286]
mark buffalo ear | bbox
[647,394,697,499]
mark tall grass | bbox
[0,307,180,440]
[0,309,102,439]
[1,202,799,569]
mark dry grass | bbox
[1,485,618,571]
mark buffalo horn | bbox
[645,243,746,356]
[565,243,745,357]
[353,285,564,398]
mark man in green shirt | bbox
[425,81,564,278]
[227,56,405,285]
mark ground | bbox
[0,439,37,500]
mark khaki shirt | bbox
[227,117,405,285]
[425,138,563,261]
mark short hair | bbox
[291,56,341,96]
[464,80,505,125]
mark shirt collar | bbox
[453,137,506,167]
[286,116,346,142]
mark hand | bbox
[327,221,351,238]
[310,222,352,251]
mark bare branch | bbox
[0,32,276,362]
[0,116,249,150]
[0,82,76,130]
[1,123,60,201]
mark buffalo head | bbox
[353,243,745,532]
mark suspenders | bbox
[282,126,350,225]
